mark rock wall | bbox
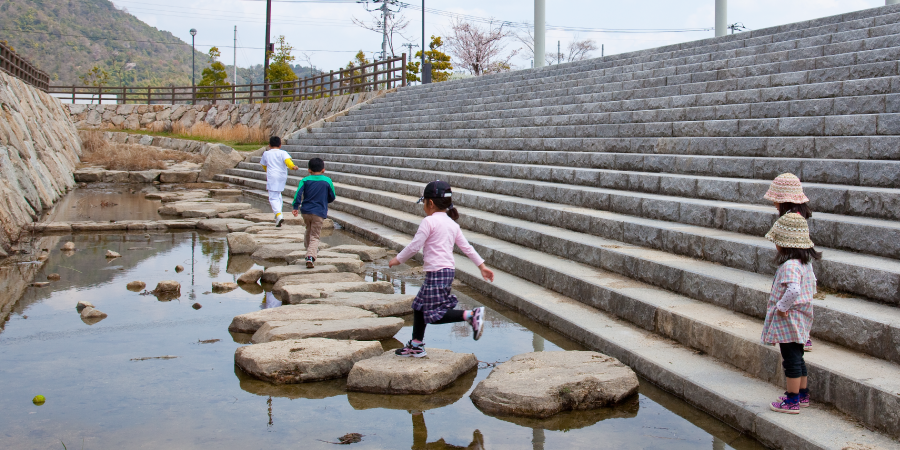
[100,130,235,154]
[66,89,393,138]
[0,71,81,252]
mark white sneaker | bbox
[471,307,485,341]
[275,215,284,227]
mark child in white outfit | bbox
[258,136,298,227]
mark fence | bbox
[0,41,50,91]
[48,54,407,105]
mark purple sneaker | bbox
[770,394,801,414]
[804,339,812,352]
[395,341,427,358]
[471,307,485,341]
[779,392,810,408]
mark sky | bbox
[112,0,886,74]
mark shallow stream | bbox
[0,188,766,449]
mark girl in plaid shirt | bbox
[761,213,822,414]
[388,181,495,358]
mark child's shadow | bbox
[411,411,484,450]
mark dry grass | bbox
[80,130,204,171]
[171,122,269,145]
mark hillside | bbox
[0,0,204,86]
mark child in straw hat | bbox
[761,213,822,415]
[764,173,815,352]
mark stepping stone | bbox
[212,281,238,293]
[227,232,260,254]
[301,292,414,317]
[272,272,364,291]
[244,213,304,226]
[234,338,383,384]
[328,245,387,262]
[237,268,264,284]
[218,209,261,219]
[274,281,395,304]
[250,317,404,343]
[470,351,639,419]
[209,189,242,197]
[286,250,360,264]
[252,243,310,261]
[294,257,364,273]
[347,368,476,411]
[158,201,251,216]
[228,304,376,333]
[346,349,478,394]
[260,265,339,284]
[197,218,254,232]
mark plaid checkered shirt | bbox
[761,260,816,345]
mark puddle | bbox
[0,230,764,449]
[43,185,163,222]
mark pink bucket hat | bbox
[764,173,809,204]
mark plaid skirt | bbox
[412,268,458,323]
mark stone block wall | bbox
[66,89,392,139]
[0,71,81,253]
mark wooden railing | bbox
[0,41,50,91]
[48,54,407,105]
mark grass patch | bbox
[80,130,205,171]
[114,122,268,152]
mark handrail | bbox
[0,41,50,91]
[48,54,407,104]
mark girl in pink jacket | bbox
[389,181,495,357]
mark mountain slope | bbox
[0,0,204,86]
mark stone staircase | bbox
[218,4,900,448]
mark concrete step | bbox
[326,91,900,132]
[396,7,900,103]
[257,152,900,222]
[222,169,900,365]
[227,164,900,303]
[327,208,900,450]
[280,144,900,188]
[285,135,900,161]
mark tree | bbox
[446,18,519,76]
[343,50,371,94]
[197,47,230,99]
[352,10,410,57]
[406,35,453,83]
[266,35,298,102]
[515,31,599,65]
[79,65,109,87]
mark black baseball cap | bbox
[417,180,452,203]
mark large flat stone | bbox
[228,304,375,333]
[227,232,260,254]
[346,349,478,394]
[347,369,477,411]
[234,338,383,384]
[470,351,639,419]
[294,257,364,273]
[252,242,310,261]
[272,272,364,291]
[327,245,387,261]
[260,265,340,284]
[301,292,414,317]
[250,317,404,343]
[274,281,395,304]
[158,201,252,216]
[159,170,200,183]
[197,218,255,232]
[244,213,304,226]
[286,250,360,264]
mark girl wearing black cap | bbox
[389,181,495,357]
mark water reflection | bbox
[412,412,485,450]
[235,365,347,400]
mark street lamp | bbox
[190,28,197,87]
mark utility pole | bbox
[380,1,390,60]
[715,0,727,37]
[557,40,561,65]
[233,26,238,84]
[422,0,431,83]
[602,44,604,57]
[264,0,272,98]
[534,0,545,67]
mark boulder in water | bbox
[347,349,478,395]
[234,338,383,384]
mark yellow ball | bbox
[32,395,45,405]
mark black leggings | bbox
[412,309,465,341]
[780,342,808,378]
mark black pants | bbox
[780,342,808,378]
[412,309,465,341]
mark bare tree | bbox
[517,31,599,65]
[446,18,519,76]
[352,12,411,57]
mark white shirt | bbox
[259,149,294,191]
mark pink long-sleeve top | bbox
[396,212,485,272]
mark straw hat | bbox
[765,213,814,249]
[764,173,809,204]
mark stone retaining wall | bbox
[99,130,234,154]
[66,89,393,138]
[0,71,81,253]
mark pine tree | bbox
[406,36,453,83]
[266,35,298,102]
[198,47,230,99]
